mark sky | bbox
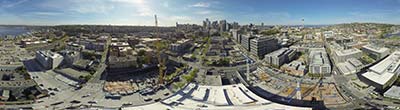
[0,0,400,26]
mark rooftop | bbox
[384,86,400,99]
[335,48,362,56]
[362,51,400,86]
[37,51,63,59]
[362,44,389,53]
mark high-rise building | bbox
[203,18,211,30]
[219,20,227,32]
[232,22,239,29]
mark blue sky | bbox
[0,0,399,26]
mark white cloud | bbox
[31,11,62,16]
[190,2,210,8]
[196,10,213,15]
[1,0,29,8]
[110,0,154,16]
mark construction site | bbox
[256,70,347,106]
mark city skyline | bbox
[1,0,400,26]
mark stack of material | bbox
[104,81,136,95]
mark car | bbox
[50,101,64,106]
[143,97,152,102]
[197,104,208,108]
[36,100,44,103]
[82,94,91,98]
[154,98,161,102]
[88,101,97,104]
[49,92,55,95]
[163,92,170,96]
[122,102,133,106]
[70,100,81,103]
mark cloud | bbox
[196,10,213,15]
[110,0,154,16]
[30,11,62,16]
[1,0,29,8]
[190,2,210,8]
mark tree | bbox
[261,29,280,35]
[138,50,146,56]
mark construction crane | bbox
[155,15,167,86]
[286,78,303,103]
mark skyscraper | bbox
[219,20,227,32]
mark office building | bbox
[219,20,227,32]
[360,51,400,90]
[384,86,400,100]
[309,48,331,75]
[333,48,362,63]
[250,36,279,59]
[264,48,296,67]
[361,44,390,60]
[240,34,255,51]
[169,39,191,53]
[35,51,64,70]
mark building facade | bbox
[361,44,390,60]
[308,48,331,75]
[250,36,279,59]
[264,48,296,67]
[35,51,64,70]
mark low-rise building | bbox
[281,61,307,76]
[35,51,64,70]
[337,58,363,75]
[169,39,191,53]
[108,55,138,69]
[66,42,84,51]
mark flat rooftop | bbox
[362,44,389,53]
[362,51,400,86]
[122,83,311,110]
[335,48,362,56]
[384,86,400,99]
